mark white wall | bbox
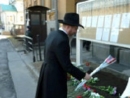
[16,12,24,24]
[15,0,24,25]
[13,0,24,12]
[47,20,56,35]
[1,11,16,31]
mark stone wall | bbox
[92,43,110,60]
[92,43,130,67]
[119,49,130,67]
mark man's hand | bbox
[84,73,91,80]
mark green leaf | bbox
[82,90,91,97]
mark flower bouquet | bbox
[72,76,118,98]
[75,55,116,91]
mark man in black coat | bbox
[35,13,91,98]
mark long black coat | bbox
[35,30,85,98]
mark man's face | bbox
[67,26,78,36]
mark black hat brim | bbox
[58,20,84,28]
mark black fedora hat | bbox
[58,13,84,28]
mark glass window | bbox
[42,14,46,25]
[20,16,23,21]
[31,14,40,25]
[10,16,12,21]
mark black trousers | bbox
[83,41,91,51]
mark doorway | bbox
[27,6,49,44]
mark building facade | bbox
[23,0,130,69]
[0,4,17,31]
[0,0,24,34]
[9,0,25,35]
[10,0,24,25]
[23,0,82,34]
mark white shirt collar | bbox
[59,27,73,40]
[59,27,67,35]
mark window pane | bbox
[31,14,40,25]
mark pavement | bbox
[2,36,37,98]
[0,37,16,98]
[8,51,37,98]
[3,35,130,98]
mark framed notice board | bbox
[76,0,130,48]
